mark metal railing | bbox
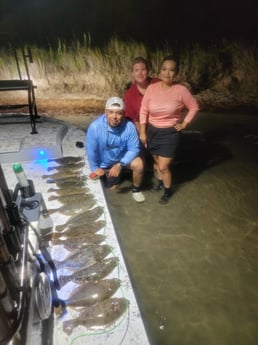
[0,47,39,134]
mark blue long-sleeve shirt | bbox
[86,114,140,171]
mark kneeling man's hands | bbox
[89,168,105,180]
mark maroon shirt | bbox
[124,77,159,123]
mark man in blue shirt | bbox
[86,97,145,202]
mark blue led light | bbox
[39,150,45,156]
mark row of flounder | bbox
[41,156,128,334]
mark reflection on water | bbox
[103,112,258,345]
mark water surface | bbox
[103,112,258,345]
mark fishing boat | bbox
[0,114,150,345]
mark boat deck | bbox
[0,114,150,345]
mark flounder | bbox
[47,161,85,172]
[41,219,106,239]
[42,171,81,180]
[48,192,95,204]
[63,297,128,335]
[47,233,106,251]
[54,244,112,270]
[42,199,96,216]
[58,257,118,287]
[65,278,121,307]
[48,156,84,164]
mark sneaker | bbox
[132,191,145,203]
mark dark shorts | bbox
[101,169,122,188]
[147,124,180,158]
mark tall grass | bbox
[0,37,257,109]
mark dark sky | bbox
[0,0,257,47]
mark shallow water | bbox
[103,112,258,345]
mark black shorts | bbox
[102,169,122,188]
[147,124,180,158]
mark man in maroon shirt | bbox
[124,57,159,133]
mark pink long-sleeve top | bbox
[139,81,199,128]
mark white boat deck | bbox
[0,114,150,345]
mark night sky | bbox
[0,0,257,47]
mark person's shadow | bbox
[173,129,233,184]
[108,129,233,193]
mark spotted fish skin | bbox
[40,206,104,237]
[54,244,112,269]
[58,257,118,287]
[47,182,87,197]
[48,192,95,204]
[46,176,87,185]
[62,297,128,335]
[65,278,121,307]
[46,233,106,250]
[40,219,106,240]
[48,156,84,164]
[47,161,85,172]
[55,206,104,230]
[42,171,82,180]
[42,199,96,216]
[64,235,106,250]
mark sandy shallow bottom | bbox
[15,110,257,345]
[98,112,258,345]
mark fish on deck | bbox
[47,161,85,172]
[55,206,104,230]
[42,198,96,216]
[65,278,121,307]
[46,175,87,185]
[40,219,106,239]
[48,156,84,164]
[47,186,90,197]
[62,297,129,335]
[58,257,118,287]
[54,244,112,270]
[48,192,95,204]
[42,171,82,180]
[45,233,106,251]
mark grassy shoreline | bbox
[0,37,257,114]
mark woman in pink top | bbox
[140,55,200,204]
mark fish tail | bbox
[44,209,55,215]
[63,244,73,251]
[39,236,49,246]
[46,178,55,183]
[48,195,57,201]
[53,260,59,269]
[58,275,70,288]
[47,188,57,193]
[42,175,49,179]
[39,227,53,237]
[55,224,65,232]
[62,319,78,336]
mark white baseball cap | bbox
[105,97,124,110]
